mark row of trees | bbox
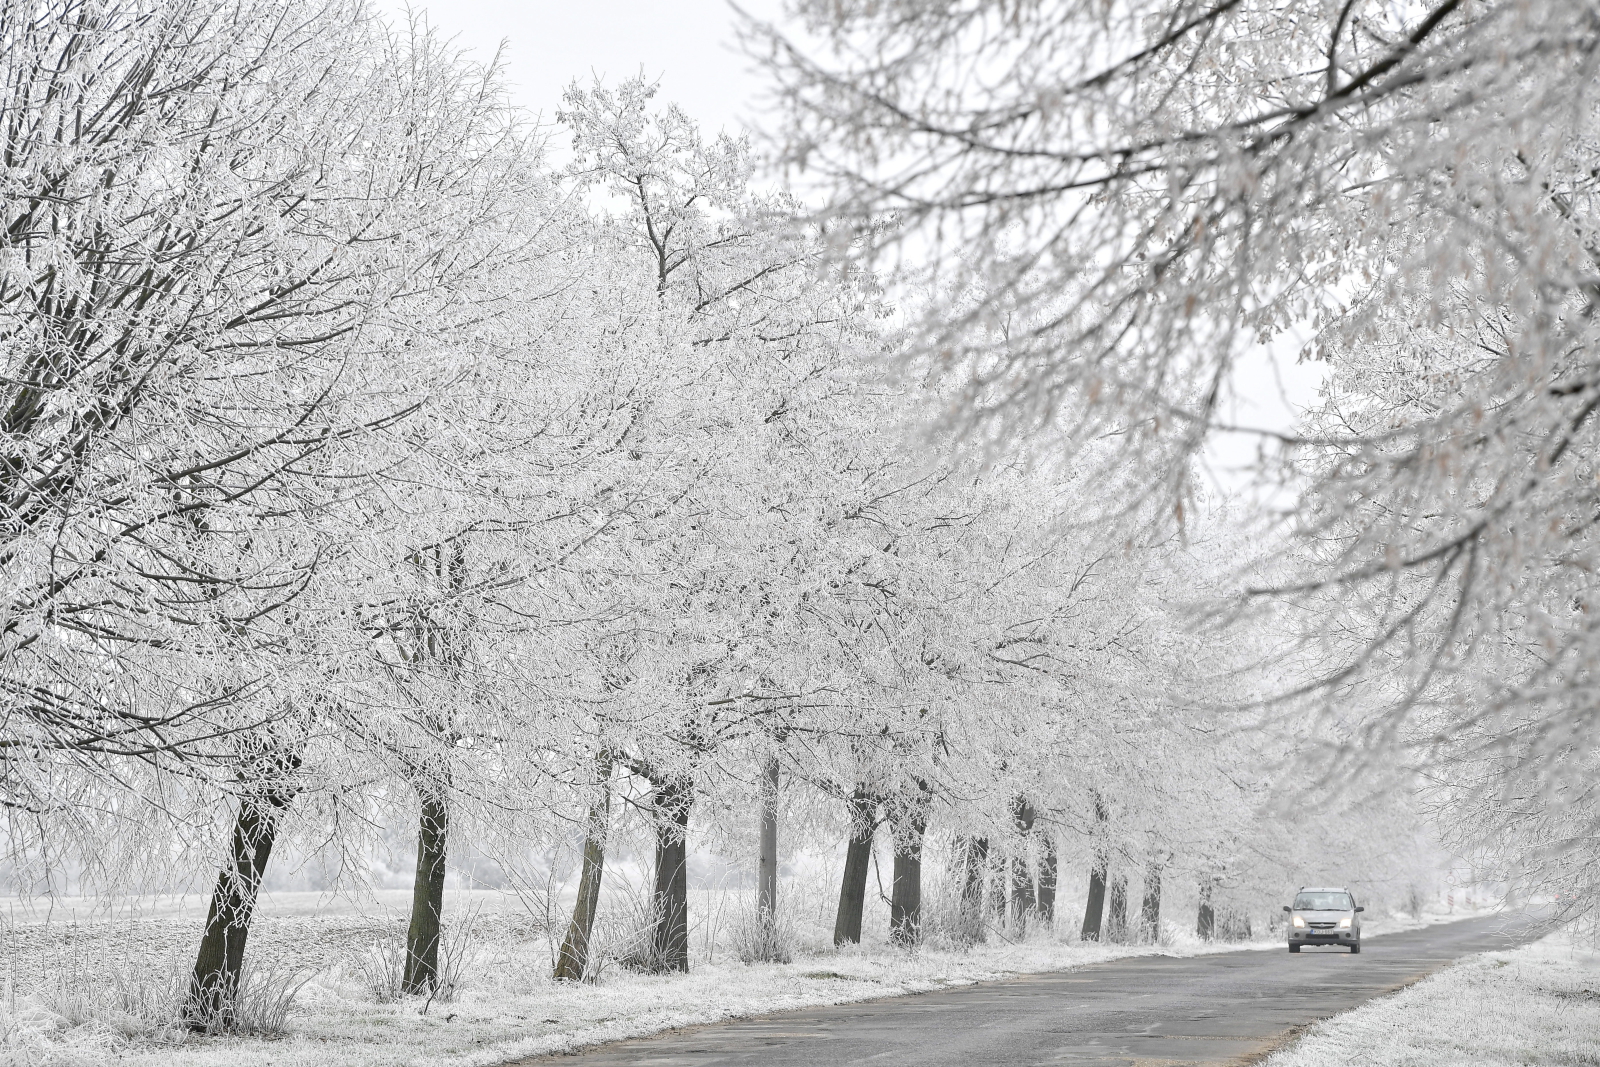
[0,0,1443,1032]
[751,0,1600,924]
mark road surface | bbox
[512,912,1538,1066]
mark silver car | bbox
[1283,886,1364,953]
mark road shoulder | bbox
[1257,931,1600,1067]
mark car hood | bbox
[1296,910,1352,920]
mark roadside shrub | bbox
[613,913,673,974]
[430,906,482,1004]
[917,865,995,950]
[581,891,658,983]
[1,988,56,1067]
[353,931,407,1004]
[218,961,311,1036]
[728,906,793,965]
[35,953,186,1040]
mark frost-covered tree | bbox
[0,0,562,1023]
[0,0,525,809]
[549,75,896,973]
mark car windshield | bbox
[1293,892,1353,911]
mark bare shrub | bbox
[105,960,186,1037]
[596,884,676,976]
[353,930,408,1004]
[616,917,673,974]
[494,845,571,974]
[917,869,992,949]
[0,993,52,1067]
[925,898,989,949]
[697,884,736,965]
[180,959,311,1037]
[223,961,312,1036]
[728,906,793,965]
[429,905,482,1004]
[1215,908,1253,942]
[37,971,108,1033]
[35,953,187,1040]
[578,898,649,984]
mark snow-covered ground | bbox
[1262,928,1600,1067]
[0,891,1482,1067]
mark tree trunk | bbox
[1080,861,1107,941]
[758,757,779,920]
[888,783,930,946]
[1080,793,1108,941]
[400,542,465,997]
[651,776,693,972]
[961,836,989,908]
[1009,798,1036,932]
[1196,880,1215,941]
[1139,861,1162,944]
[888,841,923,946]
[833,787,875,946]
[990,843,1009,923]
[1107,873,1129,943]
[186,766,299,1030]
[402,783,450,995]
[1037,833,1058,922]
[554,758,612,981]
[960,836,988,942]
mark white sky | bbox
[378,0,785,135]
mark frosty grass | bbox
[1263,930,1600,1067]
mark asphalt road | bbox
[515,912,1540,1067]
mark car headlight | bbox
[1292,914,1306,928]
[1338,917,1352,929]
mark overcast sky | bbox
[378,0,786,135]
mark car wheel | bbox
[1289,944,1300,953]
[1350,944,1360,954]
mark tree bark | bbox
[1080,793,1108,941]
[833,787,875,946]
[650,776,693,972]
[758,757,779,920]
[1080,861,1107,941]
[888,783,930,947]
[1009,798,1036,932]
[400,542,465,996]
[186,763,299,1030]
[960,836,989,941]
[1107,873,1129,943]
[990,843,1009,923]
[1196,880,1215,941]
[402,783,450,995]
[961,837,989,907]
[1139,861,1162,944]
[554,758,612,981]
[1037,833,1058,922]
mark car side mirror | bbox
[1282,905,1291,913]
[1354,906,1364,913]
